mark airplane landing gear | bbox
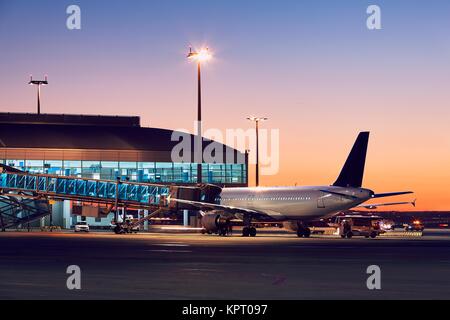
[242,215,257,237]
[242,226,257,237]
[218,227,230,236]
[296,223,311,238]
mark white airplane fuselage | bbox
[182,132,412,237]
[220,186,374,221]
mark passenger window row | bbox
[220,197,312,201]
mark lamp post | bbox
[247,116,268,187]
[187,47,212,184]
[28,75,48,115]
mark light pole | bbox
[187,47,212,184]
[28,75,48,115]
[247,116,268,187]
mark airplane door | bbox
[247,195,255,207]
[317,193,325,208]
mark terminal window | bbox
[1,159,246,185]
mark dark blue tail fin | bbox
[333,132,369,188]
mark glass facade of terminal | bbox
[1,159,246,185]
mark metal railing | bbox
[0,172,170,209]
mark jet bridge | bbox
[0,170,171,230]
[0,172,170,207]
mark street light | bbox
[187,47,212,184]
[28,75,48,115]
[247,116,268,187]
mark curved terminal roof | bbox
[0,113,244,157]
[0,123,191,151]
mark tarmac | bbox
[0,228,449,299]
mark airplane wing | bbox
[170,198,276,221]
[356,199,416,210]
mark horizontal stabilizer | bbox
[357,200,416,209]
[372,191,413,199]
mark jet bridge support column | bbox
[114,177,120,224]
[183,210,189,227]
[143,210,149,231]
[63,200,71,229]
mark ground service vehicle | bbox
[333,215,383,239]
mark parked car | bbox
[74,221,90,232]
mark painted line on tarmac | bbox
[146,249,193,253]
[154,243,191,247]
[288,245,360,249]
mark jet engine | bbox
[283,220,312,238]
[201,213,231,234]
[283,221,299,231]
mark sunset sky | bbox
[0,0,449,210]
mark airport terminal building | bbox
[0,112,248,229]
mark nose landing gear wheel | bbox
[242,227,257,237]
[297,227,311,238]
[303,228,311,238]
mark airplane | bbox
[172,132,415,238]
